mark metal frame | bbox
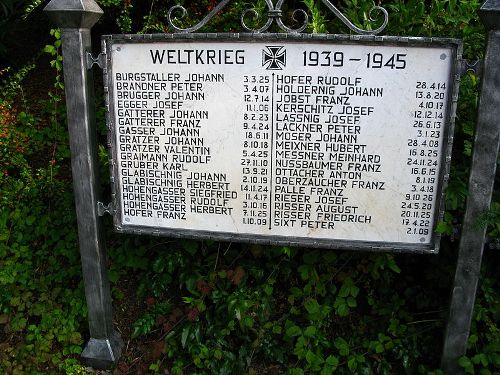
[102,33,462,254]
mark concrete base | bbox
[81,331,123,370]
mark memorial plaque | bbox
[103,34,461,252]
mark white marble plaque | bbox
[105,36,459,251]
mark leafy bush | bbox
[0,47,85,374]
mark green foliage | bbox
[303,0,327,33]
[43,29,64,94]
[457,277,500,374]
[120,243,455,373]
[0,46,85,374]
[0,64,36,105]
[97,0,133,33]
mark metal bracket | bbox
[459,59,483,77]
[97,201,115,216]
[86,52,105,70]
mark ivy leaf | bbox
[285,325,302,337]
[338,284,350,298]
[387,257,401,274]
[289,287,303,298]
[298,264,312,281]
[346,296,357,308]
[304,325,317,338]
[347,356,357,371]
[242,316,254,328]
[334,337,349,356]
[436,221,453,235]
[334,297,349,317]
[468,334,478,347]
[305,350,316,364]
[472,353,488,367]
[43,45,57,55]
[325,355,339,368]
[264,284,273,295]
[304,299,320,315]
[339,278,358,298]
[281,246,292,257]
[214,349,222,360]
[322,355,339,374]
[350,285,360,298]
[303,250,321,265]
[458,356,474,374]
[181,326,190,348]
[306,350,324,369]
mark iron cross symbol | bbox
[262,46,286,70]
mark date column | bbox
[402,81,447,239]
[240,75,272,228]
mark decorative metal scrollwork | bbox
[240,0,308,33]
[167,0,232,33]
[320,0,388,35]
[167,0,388,35]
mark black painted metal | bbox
[441,1,500,373]
[43,0,123,370]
